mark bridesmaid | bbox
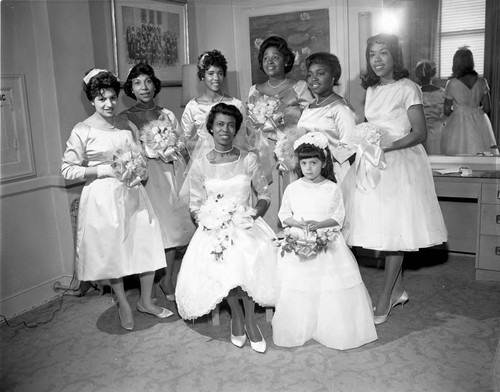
[181,49,244,162]
[120,63,195,302]
[297,52,356,183]
[247,36,314,232]
[61,69,171,331]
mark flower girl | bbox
[272,132,377,350]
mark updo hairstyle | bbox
[123,62,162,100]
[206,103,243,136]
[257,36,295,74]
[197,50,228,81]
[305,52,342,86]
[83,70,121,101]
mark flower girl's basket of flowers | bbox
[139,114,186,164]
[274,225,339,260]
[111,145,148,187]
[197,194,256,261]
[246,95,285,183]
[349,122,387,191]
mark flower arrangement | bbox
[354,122,383,146]
[139,115,185,163]
[247,95,283,130]
[274,226,339,259]
[273,126,307,172]
[197,194,256,261]
[112,145,148,187]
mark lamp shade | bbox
[181,64,204,106]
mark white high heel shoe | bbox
[245,325,266,353]
[230,321,247,348]
[374,291,410,325]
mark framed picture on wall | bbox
[111,0,188,86]
[249,9,330,85]
[233,0,349,99]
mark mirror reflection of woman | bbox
[176,103,276,353]
[415,60,446,155]
[120,63,195,303]
[61,69,170,331]
[181,50,244,162]
[441,47,497,155]
[247,36,314,232]
[297,52,356,183]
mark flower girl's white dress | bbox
[272,178,378,350]
[175,151,277,320]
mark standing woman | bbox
[414,60,446,155]
[181,50,244,161]
[440,47,496,155]
[297,52,356,183]
[121,63,195,302]
[341,34,447,324]
[61,69,171,331]
[247,36,314,232]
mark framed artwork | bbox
[249,9,330,85]
[233,0,349,99]
[0,74,36,183]
[111,0,188,86]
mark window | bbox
[436,0,486,78]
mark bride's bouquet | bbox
[197,194,256,261]
[274,226,339,260]
[246,95,284,132]
[354,122,383,146]
[112,145,148,187]
[139,115,185,163]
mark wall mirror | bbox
[380,0,499,164]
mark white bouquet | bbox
[247,95,283,130]
[273,226,339,259]
[139,115,185,163]
[112,145,148,187]
[197,194,256,261]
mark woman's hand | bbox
[96,164,116,178]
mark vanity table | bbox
[431,156,500,281]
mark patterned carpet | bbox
[1,252,499,392]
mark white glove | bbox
[97,164,115,178]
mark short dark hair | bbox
[362,33,409,89]
[83,70,120,101]
[305,52,342,86]
[206,103,243,136]
[123,62,161,100]
[257,36,295,74]
[295,143,336,183]
[452,48,477,78]
[197,50,228,81]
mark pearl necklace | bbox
[267,77,287,88]
[315,92,336,105]
[213,146,234,154]
[203,92,224,104]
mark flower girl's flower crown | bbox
[293,132,328,153]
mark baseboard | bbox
[0,275,77,320]
[476,269,500,282]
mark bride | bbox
[175,103,277,353]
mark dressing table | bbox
[430,156,500,281]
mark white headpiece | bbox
[83,69,108,85]
[198,52,209,69]
[293,132,329,152]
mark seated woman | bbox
[175,103,277,353]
